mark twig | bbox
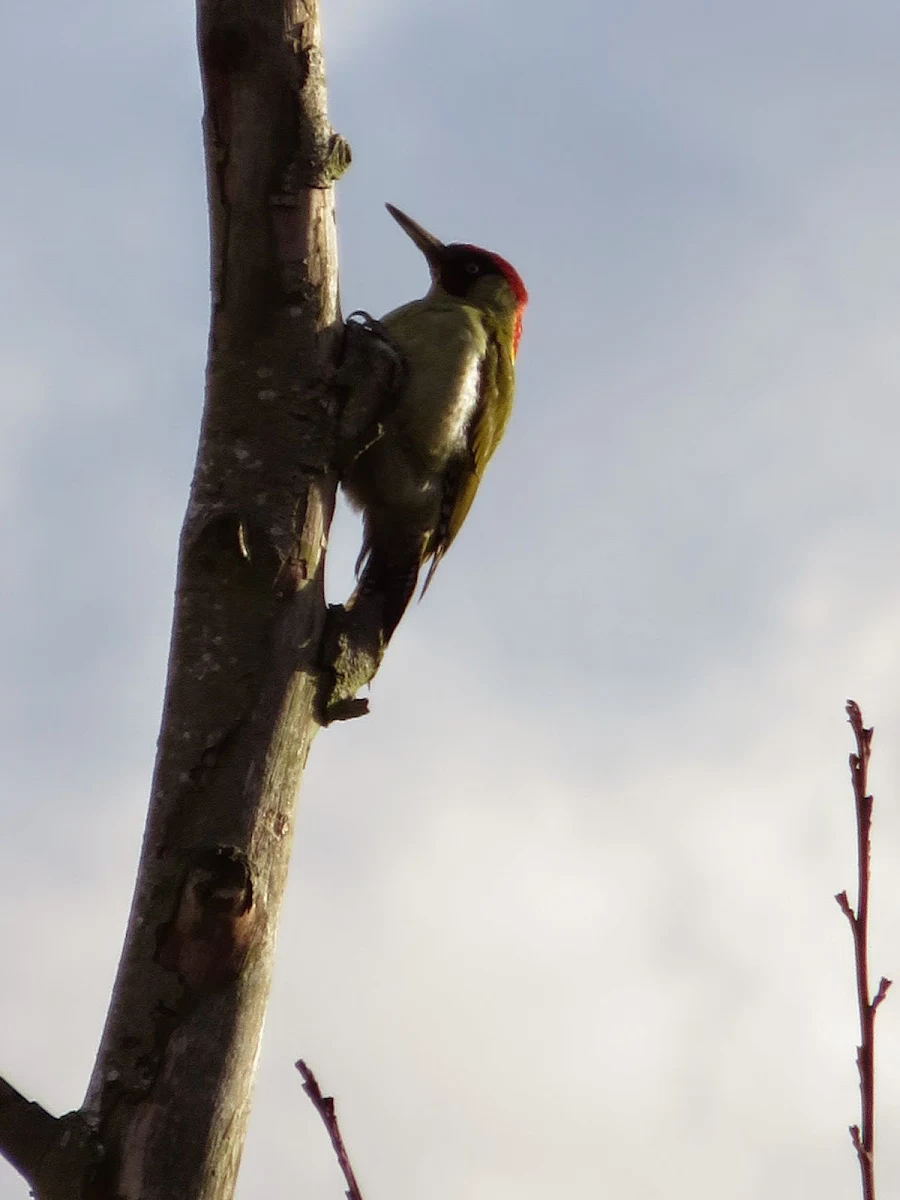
[834,700,892,1200]
[0,1074,60,1185]
[0,1075,102,1195]
[295,1060,364,1200]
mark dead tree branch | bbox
[296,1060,364,1200]
[1,0,350,1195]
[835,699,892,1200]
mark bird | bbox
[341,202,528,646]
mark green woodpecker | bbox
[342,203,528,642]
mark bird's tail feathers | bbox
[351,525,427,643]
[419,548,445,598]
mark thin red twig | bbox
[295,1060,365,1200]
[834,700,891,1200]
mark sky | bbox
[3,1,900,1197]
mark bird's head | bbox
[386,203,528,354]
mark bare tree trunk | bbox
[0,1,349,1195]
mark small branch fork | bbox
[834,700,891,1200]
[295,1061,364,1200]
[0,1075,101,1198]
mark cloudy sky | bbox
[4,1,900,1197]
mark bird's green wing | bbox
[421,336,515,592]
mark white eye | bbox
[466,261,480,275]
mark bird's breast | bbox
[385,303,487,470]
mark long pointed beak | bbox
[385,203,445,279]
